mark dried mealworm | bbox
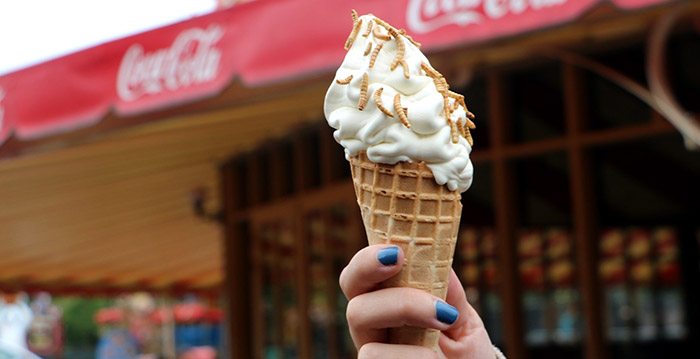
[358,73,369,110]
[373,16,391,30]
[362,20,374,37]
[369,42,383,68]
[351,9,358,23]
[389,28,404,71]
[421,62,442,79]
[436,77,449,93]
[467,118,476,129]
[373,26,391,41]
[345,19,363,50]
[364,42,372,56]
[447,91,464,101]
[465,128,474,146]
[444,96,451,121]
[373,88,394,118]
[399,60,410,78]
[394,94,410,128]
[449,120,459,144]
[400,29,421,48]
[457,118,467,137]
[336,74,353,85]
[458,97,476,119]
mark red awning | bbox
[0,0,675,146]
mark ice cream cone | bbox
[349,152,462,351]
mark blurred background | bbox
[0,0,699,359]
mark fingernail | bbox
[436,301,459,324]
[377,246,399,265]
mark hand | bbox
[340,244,495,359]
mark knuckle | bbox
[395,288,416,321]
[424,348,440,359]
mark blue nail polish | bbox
[436,301,459,324]
[377,246,399,265]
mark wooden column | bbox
[316,121,340,358]
[293,136,312,359]
[321,208,339,359]
[487,73,526,359]
[221,163,252,359]
[563,63,607,359]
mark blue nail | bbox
[377,246,399,265]
[436,301,459,324]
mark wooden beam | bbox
[488,73,526,359]
[563,63,607,359]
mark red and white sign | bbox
[0,0,676,146]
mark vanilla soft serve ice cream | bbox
[324,12,475,192]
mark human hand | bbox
[340,244,496,359]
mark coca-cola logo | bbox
[407,0,568,33]
[117,25,224,102]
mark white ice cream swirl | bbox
[324,14,474,193]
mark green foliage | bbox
[52,296,114,348]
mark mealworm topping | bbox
[444,97,452,121]
[447,91,475,119]
[399,29,422,48]
[394,94,410,128]
[351,9,358,23]
[336,74,353,85]
[369,42,383,68]
[358,72,369,110]
[389,28,405,71]
[325,12,477,192]
[465,129,474,146]
[345,18,362,50]
[372,16,391,30]
[421,62,442,79]
[449,120,459,144]
[373,26,391,41]
[457,118,467,137]
[399,59,410,79]
[364,42,373,56]
[434,77,449,93]
[362,20,374,37]
[373,88,394,118]
[447,91,463,101]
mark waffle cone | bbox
[349,152,462,352]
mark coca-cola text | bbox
[117,25,224,102]
[407,0,568,33]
